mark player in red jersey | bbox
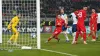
[72,6,88,44]
[88,13,93,37]
[46,14,64,42]
[88,9,98,41]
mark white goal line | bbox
[40,49,78,56]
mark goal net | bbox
[0,0,40,50]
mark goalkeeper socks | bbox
[10,35,15,41]
[14,33,19,43]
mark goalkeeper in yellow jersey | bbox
[7,13,21,45]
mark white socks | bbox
[64,33,69,41]
[72,32,76,43]
[96,31,99,38]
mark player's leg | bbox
[91,26,97,41]
[54,35,60,42]
[88,32,92,37]
[80,31,84,40]
[7,28,15,44]
[96,31,99,39]
[96,23,100,39]
[81,26,87,44]
[62,31,69,42]
[47,28,59,42]
[96,30,99,39]
[54,30,62,42]
[62,26,69,42]
[7,34,15,44]
[47,34,55,42]
[47,34,59,42]
[14,32,19,44]
[12,27,19,44]
[88,26,92,37]
[72,25,80,44]
[72,24,77,44]
[91,31,96,41]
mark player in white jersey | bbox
[96,13,100,39]
[70,10,78,44]
[60,8,69,42]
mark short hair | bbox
[92,8,97,12]
[17,13,21,15]
[83,5,87,7]
[56,10,60,16]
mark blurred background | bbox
[2,0,100,33]
[40,0,100,26]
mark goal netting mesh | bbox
[0,0,40,50]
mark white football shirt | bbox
[97,13,100,23]
[71,13,77,24]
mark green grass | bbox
[0,33,100,56]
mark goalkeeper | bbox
[7,13,21,45]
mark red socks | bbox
[75,31,79,41]
[83,32,86,41]
[48,38,52,41]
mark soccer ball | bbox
[30,33,36,38]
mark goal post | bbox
[0,0,41,50]
[0,0,2,44]
[36,0,41,49]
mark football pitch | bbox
[0,33,100,56]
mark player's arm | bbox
[64,14,68,28]
[65,15,68,25]
[83,11,87,19]
[7,18,13,29]
[8,17,16,29]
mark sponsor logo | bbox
[44,26,52,33]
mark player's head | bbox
[57,15,61,19]
[17,13,21,18]
[92,8,96,13]
[56,10,60,16]
[83,6,88,11]
[56,10,61,19]
[60,8,64,14]
[74,10,78,13]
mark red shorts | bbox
[53,28,62,36]
[77,24,86,32]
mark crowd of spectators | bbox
[41,0,100,17]
[2,0,36,19]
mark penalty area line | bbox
[40,49,78,56]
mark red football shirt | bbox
[77,9,87,24]
[89,13,98,31]
[55,17,64,29]
[56,18,64,27]
[91,13,98,25]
